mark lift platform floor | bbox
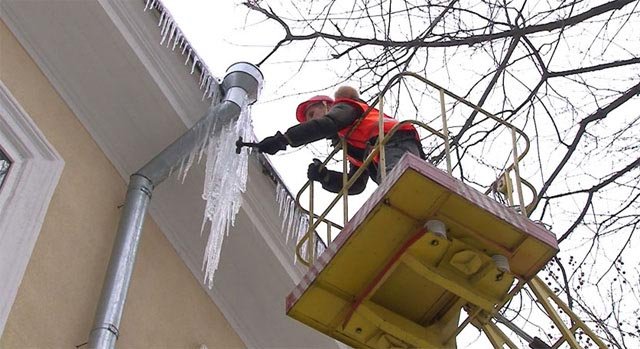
[286,153,558,348]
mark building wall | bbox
[0,19,245,348]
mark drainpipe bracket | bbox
[129,174,154,198]
[90,323,120,339]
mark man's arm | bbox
[285,103,361,147]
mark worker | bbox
[256,86,424,194]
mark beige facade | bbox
[0,18,244,348]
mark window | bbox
[0,150,10,188]
[0,81,64,335]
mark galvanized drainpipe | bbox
[88,62,263,349]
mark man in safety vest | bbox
[256,86,424,195]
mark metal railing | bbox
[288,72,606,348]
[293,72,538,266]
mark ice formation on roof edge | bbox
[145,0,219,101]
[146,0,324,284]
[275,183,326,263]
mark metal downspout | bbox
[88,62,263,349]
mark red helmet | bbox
[295,95,334,123]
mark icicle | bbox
[199,69,208,88]
[167,24,176,47]
[285,215,294,242]
[203,79,219,101]
[286,202,296,235]
[288,214,301,242]
[181,40,188,55]
[291,208,302,239]
[276,183,285,215]
[292,215,303,242]
[277,183,284,205]
[287,215,298,242]
[160,19,172,45]
[207,79,215,98]
[197,135,208,164]
[180,149,197,183]
[276,186,282,207]
[158,11,165,27]
[203,80,211,100]
[202,77,211,99]
[211,80,222,102]
[278,184,307,242]
[300,216,309,244]
[144,0,152,11]
[172,30,181,50]
[175,157,185,182]
[297,215,309,245]
[201,101,254,287]
[185,49,192,65]
[281,196,291,232]
[191,57,199,74]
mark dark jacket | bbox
[284,101,419,195]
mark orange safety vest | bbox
[335,98,417,167]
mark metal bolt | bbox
[355,327,363,334]
[431,239,439,246]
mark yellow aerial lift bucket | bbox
[286,154,558,348]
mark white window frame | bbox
[0,151,9,188]
[0,80,64,336]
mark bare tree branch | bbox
[531,81,640,213]
[246,0,636,51]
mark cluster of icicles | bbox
[201,103,253,288]
[147,0,325,288]
[276,183,327,263]
[169,100,254,288]
[175,107,325,288]
[174,106,325,288]
[145,0,243,286]
[144,0,218,100]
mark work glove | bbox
[307,159,328,182]
[257,131,288,155]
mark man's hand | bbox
[307,159,327,182]
[257,131,288,155]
